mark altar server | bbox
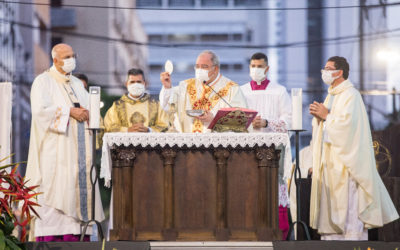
[240,52,292,132]
[240,52,292,239]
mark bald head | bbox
[52,43,76,74]
[52,43,73,59]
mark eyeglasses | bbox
[194,64,215,70]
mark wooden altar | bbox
[101,133,290,241]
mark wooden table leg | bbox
[213,149,231,241]
[110,146,136,240]
[161,148,178,240]
[255,145,281,241]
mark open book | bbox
[208,107,258,132]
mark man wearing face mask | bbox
[309,56,399,240]
[104,68,168,133]
[26,43,104,241]
[240,52,292,133]
[159,50,247,133]
[240,52,292,239]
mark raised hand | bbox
[160,72,172,89]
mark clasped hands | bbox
[70,107,89,123]
[309,101,329,121]
[128,123,149,132]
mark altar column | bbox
[110,146,137,240]
[255,145,282,240]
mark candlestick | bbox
[291,88,302,130]
[89,86,101,129]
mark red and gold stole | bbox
[185,78,235,132]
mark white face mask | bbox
[250,67,267,83]
[321,69,340,85]
[128,83,145,97]
[62,57,76,74]
[195,68,210,84]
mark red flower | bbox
[0,164,41,242]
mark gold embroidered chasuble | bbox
[160,75,248,133]
[104,93,168,132]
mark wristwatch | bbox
[264,119,268,128]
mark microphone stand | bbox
[80,128,104,241]
[203,80,232,108]
[286,129,310,240]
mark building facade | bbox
[0,0,51,165]
[50,0,148,94]
[136,0,275,94]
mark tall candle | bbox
[89,86,101,129]
[291,88,302,130]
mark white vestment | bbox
[159,74,248,133]
[309,79,399,239]
[26,66,104,237]
[240,81,293,207]
[240,81,292,132]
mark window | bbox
[169,0,195,6]
[200,34,229,42]
[51,0,63,7]
[234,0,262,6]
[149,35,163,42]
[246,30,252,42]
[220,64,229,71]
[233,64,243,70]
[232,34,243,41]
[201,0,228,7]
[168,34,196,42]
[150,64,163,72]
[137,0,162,7]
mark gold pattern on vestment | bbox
[185,78,235,132]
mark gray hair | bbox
[51,47,57,59]
[199,50,220,67]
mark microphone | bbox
[202,80,232,108]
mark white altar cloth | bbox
[100,132,292,188]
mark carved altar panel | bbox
[102,133,290,241]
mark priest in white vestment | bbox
[240,52,292,239]
[159,50,247,133]
[309,56,399,240]
[26,44,104,242]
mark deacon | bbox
[159,50,247,132]
[104,68,168,132]
[309,56,399,240]
[240,52,292,239]
[26,43,104,241]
